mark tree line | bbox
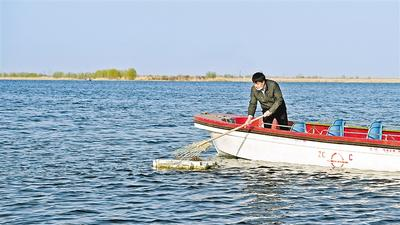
[0,70,256,81]
[142,73,247,81]
[0,68,137,80]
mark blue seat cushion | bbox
[368,121,383,140]
[291,122,306,133]
[328,119,345,136]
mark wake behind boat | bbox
[194,113,400,172]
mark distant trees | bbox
[205,71,217,79]
[0,72,44,78]
[125,68,137,80]
[53,72,65,78]
[0,68,137,80]
[91,68,137,80]
[94,69,120,79]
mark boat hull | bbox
[195,123,400,172]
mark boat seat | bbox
[290,122,306,133]
[327,119,345,136]
[367,121,383,140]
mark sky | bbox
[0,0,399,77]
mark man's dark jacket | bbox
[248,79,286,116]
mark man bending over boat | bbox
[245,72,289,130]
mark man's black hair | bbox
[252,72,266,83]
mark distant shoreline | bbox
[136,76,400,83]
[1,76,399,83]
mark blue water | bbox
[1,80,400,224]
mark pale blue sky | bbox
[1,0,399,77]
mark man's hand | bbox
[244,115,253,126]
[263,111,272,117]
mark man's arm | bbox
[245,88,257,125]
[247,87,257,117]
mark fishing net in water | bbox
[174,140,213,160]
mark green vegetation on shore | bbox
[0,69,245,81]
[0,72,46,78]
[139,73,245,81]
[0,70,399,83]
[0,68,137,80]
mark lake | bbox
[1,80,400,224]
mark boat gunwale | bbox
[194,114,400,150]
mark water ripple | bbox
[1,81,400,224]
